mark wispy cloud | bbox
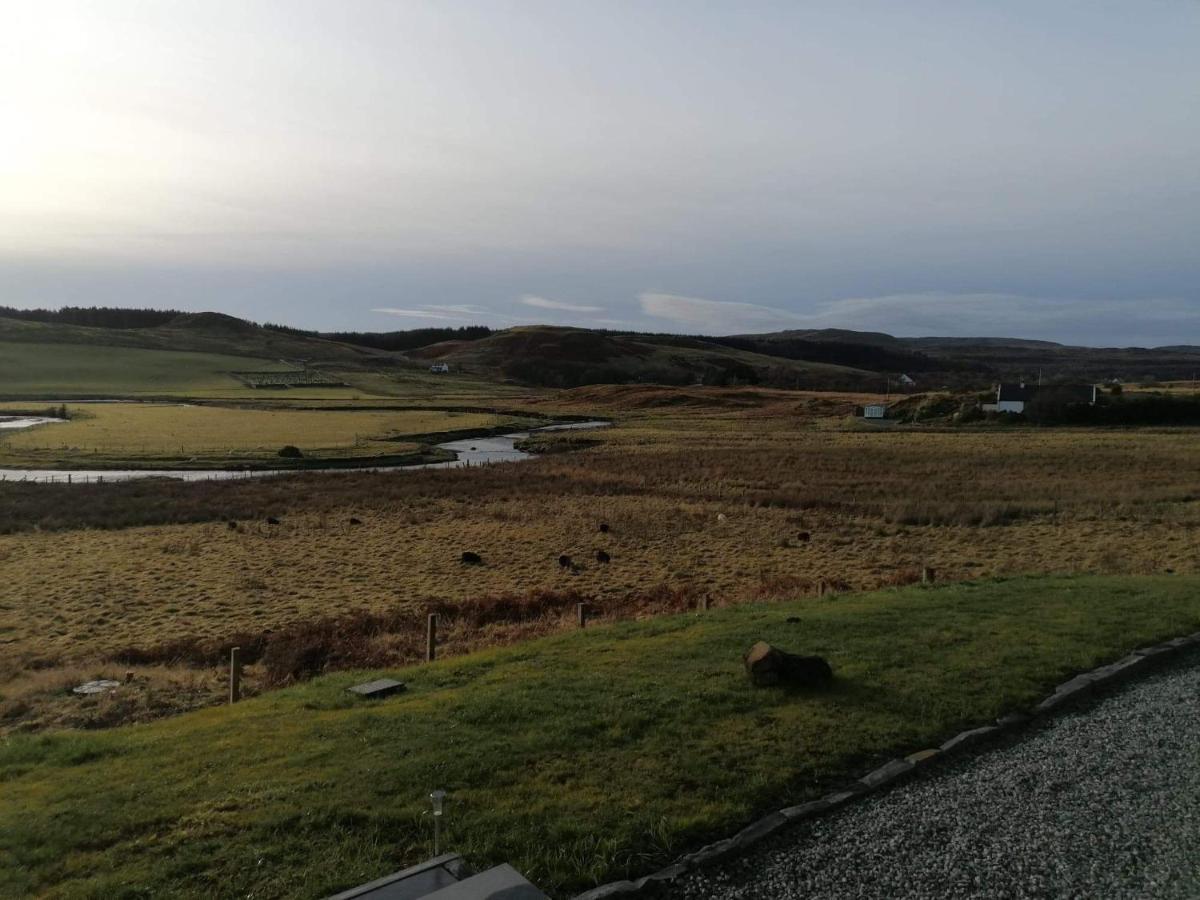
[520,294,606,314]
[372,304,494,322]
[804,293,1199,346]
[639,292,805,333]
[640,290,1199,346]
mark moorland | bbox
[2,308,1199,898]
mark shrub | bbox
[277,445,304,458]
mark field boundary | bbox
[573,628,1200,900]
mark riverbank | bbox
[0,419,608,483]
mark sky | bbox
[1,1,1197,346]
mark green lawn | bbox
[2,575,1198,898]
[0,339,543,403]
[0,341,303,398]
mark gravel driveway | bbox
[672,651,1200,900]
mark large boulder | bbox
[744,641,833,688]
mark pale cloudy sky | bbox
[2,1,1197,344]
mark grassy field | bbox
[1,388,1198,736]
[0,340,311,398]
[0,402,531,468]
[0,338,541,403]
[1,575,1198,898]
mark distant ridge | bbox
[2,306,1199,385]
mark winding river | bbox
[0,420,609,485]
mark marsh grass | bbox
[2,408,1198,714]
[0,401,520,468]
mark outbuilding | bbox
[994,383,1097,414]
[862,404,888,419]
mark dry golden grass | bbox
[0,401,519,466]
[2,387,1199,732]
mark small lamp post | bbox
[430,789,447,855]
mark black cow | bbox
[461,551,483,565]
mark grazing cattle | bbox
[558,554,573,569]
[595,550,610,564]
[265,516,281,526]
[461,551,483,565]
[598,522,610,533]
[227,520,238,531]
[797,531,811,543]
[349,517,363,526]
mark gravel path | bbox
[673,652,1200,900]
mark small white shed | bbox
[862,404,888,419]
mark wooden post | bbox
[426,614,438,662]
[229,646,242,704]
[699,596,709,612]
[922,566,936,584]
[817,578,827,597]
[577,602,588,628]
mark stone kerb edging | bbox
[571,630,1200,900]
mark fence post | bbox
[229,646,242,704]
[817,578,827,597]
[426,614,438,662]
[577,602,588,628]
[699,595,709,612]
[922,566,936,584]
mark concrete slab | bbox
[326,853,469,900]
[423,865,547,900]
[347,679,407,699]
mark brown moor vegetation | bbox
[2,387,1199,732]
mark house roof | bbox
[996,383,1036,402]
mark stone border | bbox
[571,630,1200,900]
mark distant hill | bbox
[735,327,1200,383]
[897,336,1200,382]
[0,312,391,366]
[3,305,1197,389]
[410,325,877,389]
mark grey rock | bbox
[780,800,832,821]
[858,758,915,790]
[1054,674,1096,695]
[939,725,1000,753]
[734,813,789,846]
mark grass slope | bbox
[2,575,1198,899]
[0,314,383,365]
